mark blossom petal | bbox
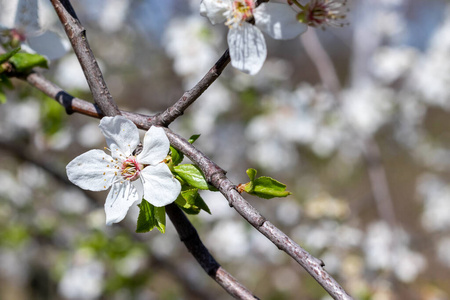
[228,22,267,75]
[255,3,307,40]
[136,126,170,165]
[99,116,140,158]
[132,179,144,203]
[66,149,115,191]
[140,163,181,207]
[200,0,231,25]
[105,181,141,225]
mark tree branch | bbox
[17,71,353,300]
[49,0,121,117]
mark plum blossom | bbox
[66,116,181,225]
[200,0,307,75]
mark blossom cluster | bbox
[199,0,347,74]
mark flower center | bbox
[300,0,348,28]
[120,156,143,181]
[226,0,255,28]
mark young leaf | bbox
[194,194,211,214]
[242,168,292,199]
[176,196,201,215]
[246,168,257,181]
[9,53,48,72]
[136,199,166,233]
[188,134,200,144]
[181,188,200,205]
[170,146,184,165]
[173,164,217,191]
[175,188,211,215]
[0,47,20,64]
[251,176,292,199]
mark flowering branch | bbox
[49,0,121,117]
[6,1,353,297]
[14,70,353,300]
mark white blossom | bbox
[66,116,181,225]
[200,0,307,74]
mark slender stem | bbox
[17,72,353,300]
[49,0,121,117]
[290,0,306,10]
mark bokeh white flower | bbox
[66,116,181,225]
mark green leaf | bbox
[246,168,257,181]
[242,168,291,199]
[188,134,200,144]
[181,188,199,205]
[170,146,184,166]
[194,194,211,214]
[250,176,292,199]
[136,199,166,233]
[173,164,217,191]
[0,47,20,64]
[9,53,48,72]
[176,197,200,215]
[175,188,211,215]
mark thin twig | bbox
[49,0,121,117]
[17,72,353,300]
[154,50,230,126]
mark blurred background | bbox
[1,0,450,299]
